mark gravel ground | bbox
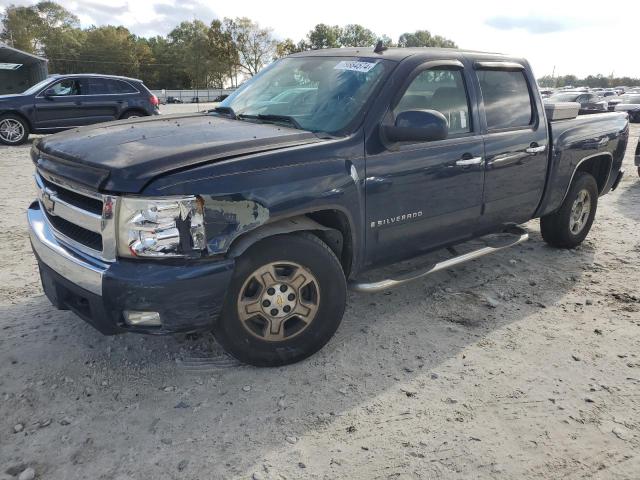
[0,114,638,480]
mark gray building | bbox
[0,43,48,94]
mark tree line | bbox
[0,1,457,89]
[538,74,640,88]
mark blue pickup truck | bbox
[27,47,628,366]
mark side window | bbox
[477,69,534,130]
[113,80,137,94]
[394,68,471,135]
[48,79,82,96]
[88,78,110,95]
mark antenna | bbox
[374,40,387,54]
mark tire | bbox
[214,232,347,367]
[120,111,145,119]
[540,171,598,248]
[0,114,29,145]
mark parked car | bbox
[613,94,640,122]
[165,96,183,104]
[213,94,229,102]
[545,91,608,115]
[0,74,159,145]
[27,47,627,366]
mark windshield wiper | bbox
[238,113,303,130]
[211,106,237,119]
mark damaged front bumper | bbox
[28,202,235,335]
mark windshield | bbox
[218,57,392,134]
[22,78,55,95]
[620,95,640,104]
[550,93,580,102]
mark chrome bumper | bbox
[28,204,107,296]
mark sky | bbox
[1,0,639,78]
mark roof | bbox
[0,43,47,65]
[289,46,515,63]
[47,73,143,83]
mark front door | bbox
[33,78,88,130]
[365,63,485,265]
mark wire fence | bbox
[150,88,236,104]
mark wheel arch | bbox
[119,108,148,119]
[561,153,613,205]
[0,110,32,131]
[227,210,355,277]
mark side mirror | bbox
[383,109,449,143]
[43,88,56,98]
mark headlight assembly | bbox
[117,196,206,258]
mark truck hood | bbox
[34,113,321,193]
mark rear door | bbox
[33,78,87,129]
[83,77,129,122]
[474,64,548,227]
[365,60,485,265]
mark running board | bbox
[349,225,529,293]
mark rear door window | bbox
[395,68,471,135]
[88,78,138,95]
[477,69,534,130]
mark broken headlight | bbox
[117,196,206,258]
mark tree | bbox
[232,17,276,77]
[0,4,45,52]
[339,24,377,47]
[306,24,342,49]
[207,19,237,88]
[275,38,301,58]
[397,30,457,48]
[79,26,139,77]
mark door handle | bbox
[525,144,546,154]
[455,157,483,167]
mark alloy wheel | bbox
[0,119,25,143]
[237,261,320,341]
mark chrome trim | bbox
[455,157,483,166]
[349,225,529,293]
[35,77,141,99]
[35,170,119,262]
[525,145,546,154]
[558,152,614,205]
[28,205,106,296]
[36,174,102,233]
[37,169,103,200]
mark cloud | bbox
[485,15,575,34]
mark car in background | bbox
[0,74,159,145]
[598,90,618,98]
[212,94,229,102]
[165,96,183,104]
[545,91,608,115]
[613,94,640,122]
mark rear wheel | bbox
[214,232,347,367]
[541,171,598,248]
[120,111,145,119]
[0,114,29,145]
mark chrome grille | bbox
[35,170,118,261]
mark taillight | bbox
[150,95,159,107]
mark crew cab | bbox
[27,47,628,366]
[0,74,159,145]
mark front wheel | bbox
[0,114,29,145]
[214,232,347,367]
[540,171,598,248]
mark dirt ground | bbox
[0,115,638,480]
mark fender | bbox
[227,215,343,260]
